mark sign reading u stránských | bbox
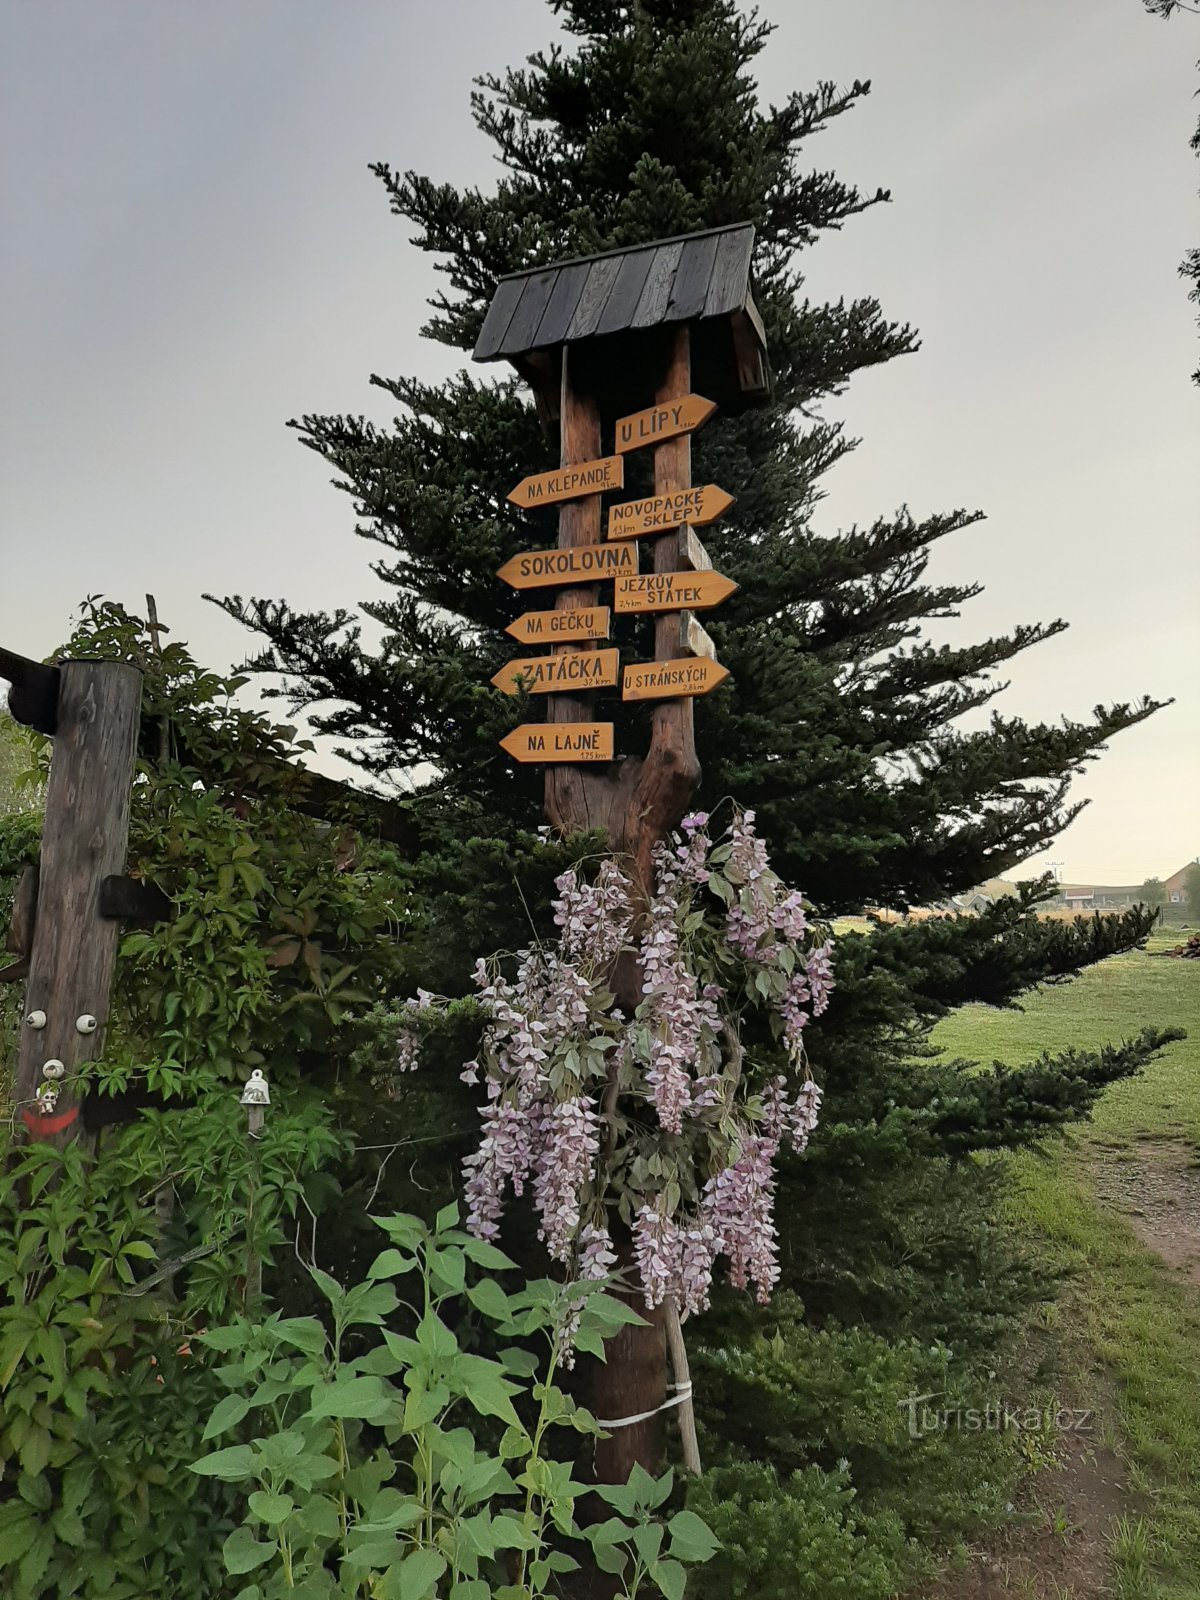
[622,657,730,700]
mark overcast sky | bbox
[1,0,1196,885]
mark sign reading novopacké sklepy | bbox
[607,484,734,540]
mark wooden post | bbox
[14,661,142,1149]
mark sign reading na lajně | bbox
[508,456,623,509]
[607,484,733,541]
[491,648,620,695]
[622,657,730,701]
[613,570,739,615]
[497,542,638,590]
[614,394,717,455]
[499,723,614,763]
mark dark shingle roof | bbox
[473,223,757,362]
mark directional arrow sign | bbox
[623,658,730,701]
[499,723,614,763]
[607,485,734,541]
[508,456,623,509]
[505,606,611,645]
[613,570,739,615]
[491,648,620,695]
[497,542,637,590]
[615,394,717,455]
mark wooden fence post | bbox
[14,661,142,1149]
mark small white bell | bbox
[240,1069,270,1107]
[26,1010,47,1030]
[41,1059,66,1081]
[76,1014,98,1035]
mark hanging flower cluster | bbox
[386,811,833,1320]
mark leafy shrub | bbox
[191,1202,718,1597]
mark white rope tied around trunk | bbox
[595,1381,693,1430]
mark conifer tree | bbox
[216,0,1175,1457]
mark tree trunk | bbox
[15,661,142,1149]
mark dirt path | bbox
[1091,1138,1200,1285]
[917,1140,1200,1599]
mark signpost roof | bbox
[472,223,769,418]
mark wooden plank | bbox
[505,606,611,645]
[615,393,717,454]
[502,268,561,354]
[623,657,729,701]
[681,613,717,657]
[98,876,173,923]
[500,722,614,763]
[594,248,655,337]
[630,240,684,329]
[679,527,712,571]
[613,570,738,614]
[607,484,734,540]
[474,273,526,361]
[16,661,142,1148]
[532,260,591,349]
[497,541,638,590]
[565,255,624,342]
[702,224,754,319]
[665,233,720,322]
[6,865,38,957]
[508,454,623,509]
[491,648,620,695]
[1,645,61,735]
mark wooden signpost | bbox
[613,570,738,614]
[497,542,636,589]
[607,484,734,541]
[491,648,620,695]
[476,224,772,1487]
[615,394,716,454]
[505,605,610,644]
[508,455,623,508]
[499,723,614,762]
[623,658,730,700]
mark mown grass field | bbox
[931,926,1200,1599]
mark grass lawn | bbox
[931,926,1200,1598]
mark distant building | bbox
[1164,860,1199,907]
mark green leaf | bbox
[651,1558,688,1600]
[191,1444,258,1481]
[449,1583,490,1600]
[466,1278,513,1323]
[592,1539,628,1576]
[294,1493,342,1541]
[222,1525,278,1575]
[488,1513,535,1551]
[667,1508,721,1562]
[434,1201,460,1232]
[373,1214,425,1250]
[367,1248,417,1280]
[308,1375,393,1421]
[428,1246,466,1293]
[272,1317,327,1356]
[392,1547,448,1599]
[248,1489,294,1526]
[457,1236,516,1272]
[628,1461,673,1510]
[203,1393,251,1440]
[310,1267,345,1309]
[416,1312,458,1361]
[631,1521,664,1565]
[342,1532,406,1568]
[402,1381,450,1431]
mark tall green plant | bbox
[190,1204,718,1598]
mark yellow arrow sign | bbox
[613,571,739,615]
[499,723,614,763]
[615,394,717,455]
[508,456,623,509]
[491,649,620,696]
[623,658,730,701]
[607,484,734,541]
[505,606,611,645]
[497,542,638,590]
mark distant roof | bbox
[473,223,759,363]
